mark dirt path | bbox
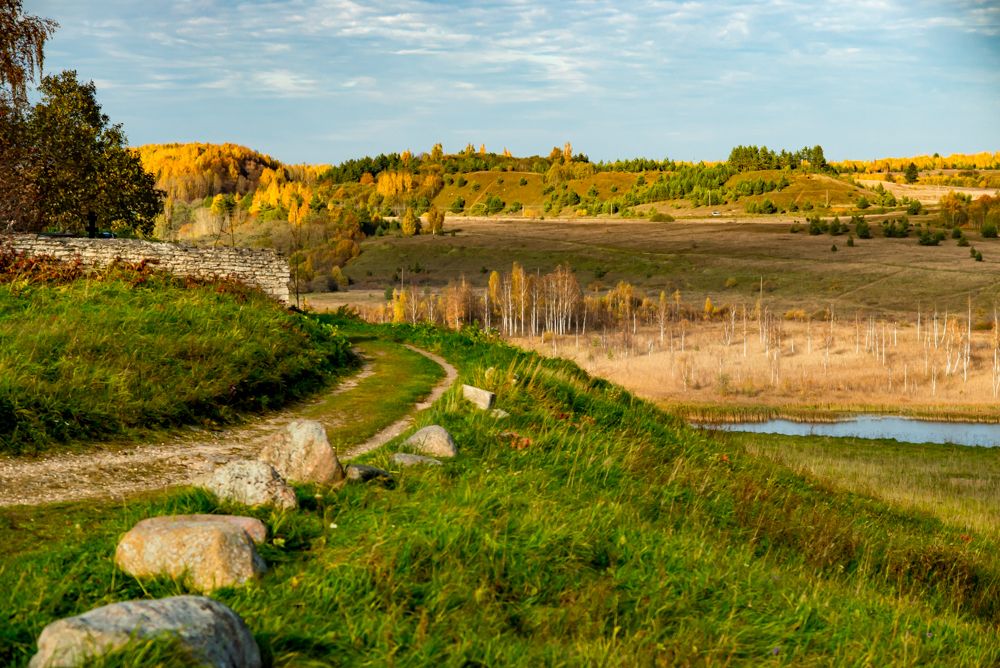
[341,345,457,460]
[0,344,456,507]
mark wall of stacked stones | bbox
[2,234,290,304]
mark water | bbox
[707,415,1000,447]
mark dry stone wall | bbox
[3,234,290,303]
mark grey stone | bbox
[115,515,267,593]
[28,595,261,668]
[462,384,496,410]
[392,452,443,467]
[203,460,297,510]
[404,425,458,458]
[258,420,345,485]
[346,464,396,487]
[490,409,510,419]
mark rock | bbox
[392,452,442,467]
[490,409,510,419]
[202,460,298,510]
[258,419,345,485]
[29,595,261,668]
[404,425,457,458]
[462,384,496,410]
[345,464,395,487]
[115,515,267,593]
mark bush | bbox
[975,251,984,261]
[958,236,970,247]
[471,182,481,192]
[982,223,998,238]
[456,176,468,187]
[449,197,465,214]
[952,227,963,239]
[519,177,528,186]
[649,212,674,222]
[907,200,923,215]
[857,196,870,210]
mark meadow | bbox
[2,318,999,666]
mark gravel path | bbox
[0,345,455,507]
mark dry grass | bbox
[856,179,1000,204]
[515,314,1000,419]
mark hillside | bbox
[1,317,998,665]
[0,252,353,453]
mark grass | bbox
[299,337,444,451]
[341,217,1000,317]
[0,269,354,453]
[726,430,1000,534]
[2,318,999,665]
[516,318,1000,421]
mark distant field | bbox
[341,218,1000,316]
[856,178,1000,204]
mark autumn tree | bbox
[430,142,443,161]
[400,207,420,236]
[426,205,445,235]
[0,0,57,106]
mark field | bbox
[722,430,1000,534]
[3,319,1000,665]
[855,177,1000,204]
[340,217,1000,317]
[513,316,1000,421]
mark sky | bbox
[29,0,1000,165]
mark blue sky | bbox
[30,0,1000,165]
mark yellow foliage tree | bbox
[426,205,445,235]
[400,207,420,236]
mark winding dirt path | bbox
[342,345,457,460]
[0,344,456,508]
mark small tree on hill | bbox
[904,162,919,184]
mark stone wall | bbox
[2,234,290,304]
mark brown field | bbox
[856,178,1000,204]
[514,315,1000,420]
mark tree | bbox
[400,207,420,236]
[426,205,445,235]
[23,71,162,235]
[0,0,57,106]
[904,162,919,184]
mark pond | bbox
[705,415,1000,447]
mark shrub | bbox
[907,200,923,215]
[952,227,963,239]
[449,197,465,214]
[518,177,528,186]
[982,223,998,238]
[456,176,468,187]
[649,212,674,222]
[857,196,870,209]
[471,182,481,192]
[975,251,984,261]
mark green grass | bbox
[726,430,1000,534]
[0,273,353,453]
[299,337,445,451]
[2,318,999,665]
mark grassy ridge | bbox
[0,272,353,453]
[1,318,998,665]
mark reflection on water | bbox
[705,416,1000,447]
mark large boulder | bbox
[392,452,442,467]
[258,420,345,485]
[29,595,261,668]
[115,515,267,593]
[403,425,457,458]
[202,460,298,510]
[462,384,496,410]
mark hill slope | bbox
[1,318,998,665]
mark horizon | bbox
[30,0,1000,166]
